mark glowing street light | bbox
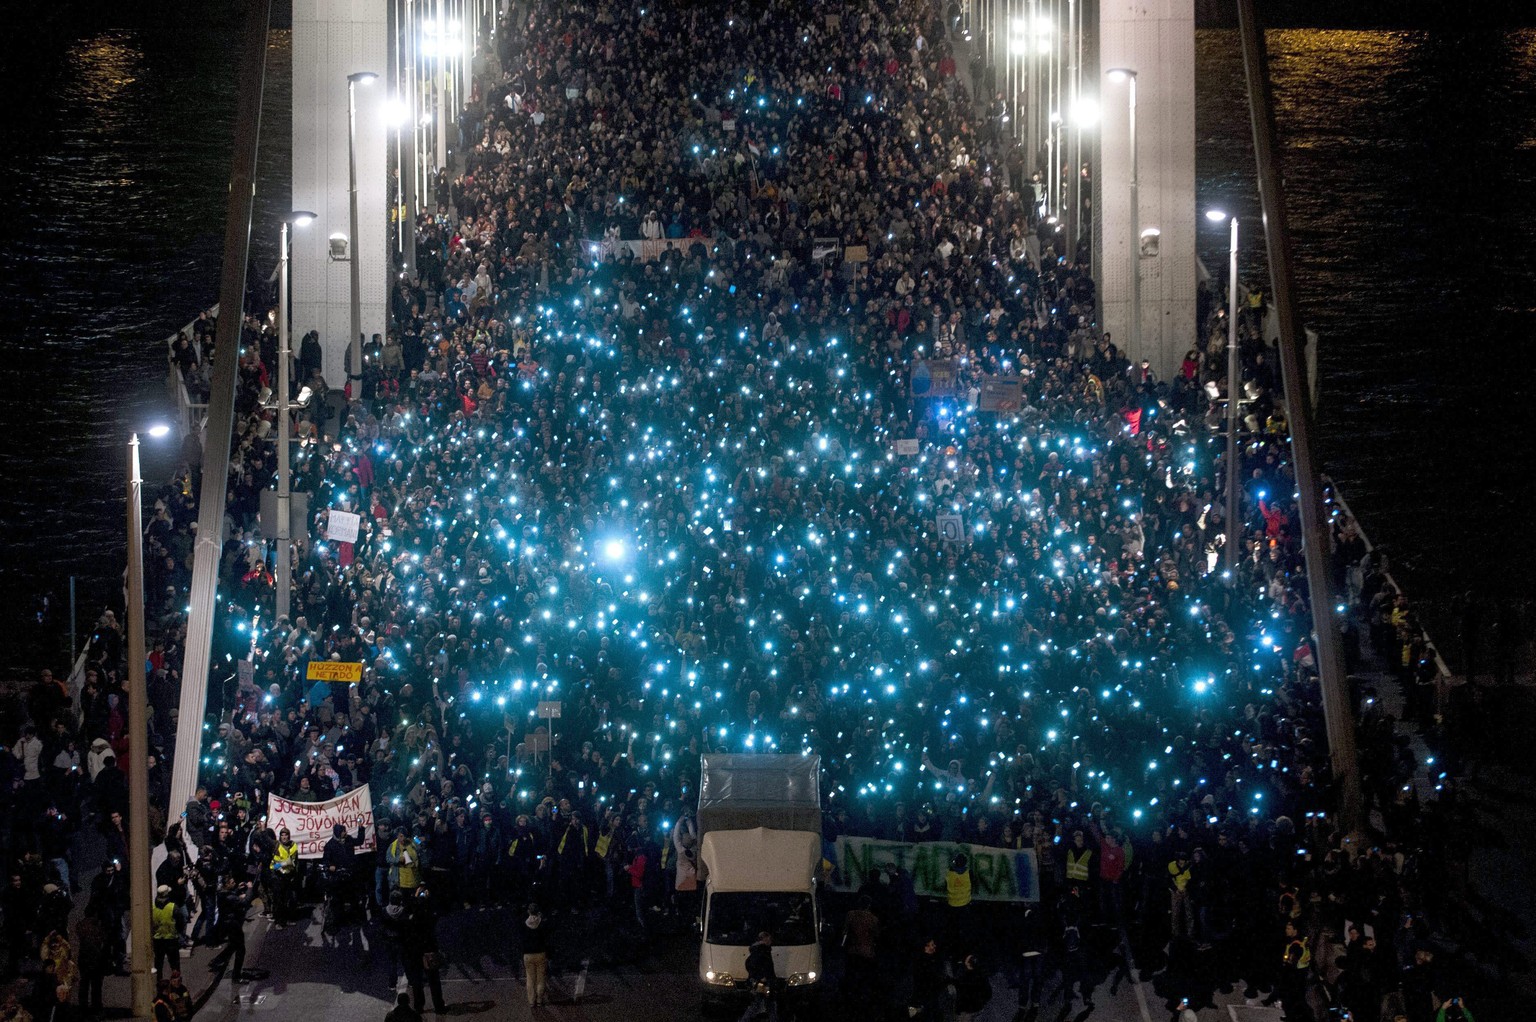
[126,421,173,1017]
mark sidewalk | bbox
[54,825,234,1019]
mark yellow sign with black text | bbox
[306,661,363,683]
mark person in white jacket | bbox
[672,814,700,919]
[87,737,115,781]
[14,725,43,783]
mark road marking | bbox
[1118,926,1154,1022]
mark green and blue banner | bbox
[831,835,1040,903]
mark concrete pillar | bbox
[292,0,390,391]
[1097,0,1195,382]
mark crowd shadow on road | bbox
[439,999,498,1015]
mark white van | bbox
[698,827,822,1008]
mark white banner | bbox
[267,784,376,859]
[326,509,361,544]
[586,237,697,263]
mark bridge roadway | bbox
[182,896,1285,1022]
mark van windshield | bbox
[706,892,816,946]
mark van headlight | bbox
[785,971,819,986]
[704,971,736,986]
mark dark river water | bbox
[0,13,1530,667]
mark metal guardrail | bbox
[1325,475,1454,682]
[162,303,219,443]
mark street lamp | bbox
[277,211,316,622]
[127,422,170,1017]
[387,96,416,277]
[1107,67,1139,361]
[347,71,378,404]
[1207,208,1242,572]
[1068,96,1097,263]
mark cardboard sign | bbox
[910,359,959,399]
[937,514,965,543]
[979,375,1023,412]
[896,438,919,456]
[268,785,376,859]
[326,510,361,545]
[306,661,364,683]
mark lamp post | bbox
[1208,209,1242,573]
[435,0,448,170]
[1069,97,1097,264]
[127,423,170,1017]
[1108,67,1138,360]
[1066,0,1085,259]
[347,71,378,403]
[277,212,315,622]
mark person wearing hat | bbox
[388,825,422,896]
[270,828,300,925]
[37,879,72,943]
[944,852,973,953]
[152,884,181,977]
[323,819,369,924]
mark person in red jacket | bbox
[1096,828,1129,922]
[1259,496,1290,541]
[626,840,649,928]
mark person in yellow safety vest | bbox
[1276,919,1311,1013]
[505,815,542,905]
[1063,829,1094,888]
[945,853,973,908]
[555,812,591,908]
[270,828,300,926]
[389,828,421,894]
[1168,851,1194,940]
[152,885,181,977]
[945,852,974,949]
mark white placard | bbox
[326,510,361,545]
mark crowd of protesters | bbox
[0,0,1497,1021]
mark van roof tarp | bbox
[698,754,821,837]
[700,827,820,893]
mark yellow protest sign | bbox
[306,661,363,683]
